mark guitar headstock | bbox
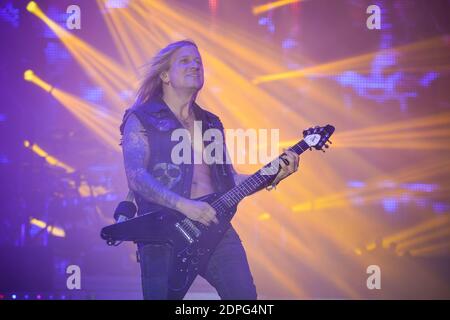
[303,125,335,151]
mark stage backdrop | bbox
[0,0,449,299]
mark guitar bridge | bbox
[181,218,201,238]
[175,222,194,243]
[174,219,202,244]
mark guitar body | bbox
[101,192,237,295]
[156,193,237,294]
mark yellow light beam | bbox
[333,140,450,150]
[383,216,450,248]
[396,227,450,253]
[252,0,302,16]
[96,0,136,73]
[252,36,449,84]
[27,2,136,108]
[280,111,450,151]
[51,88,122,152]
[24,69,121,152]
[291,158,450,213]
[23,69,53,92]
[105,5,146,70]
[30,217,66,238]
[409,241,450,257]
[237,203,361,298]
[335,128,450,143]
[336,111,450,139]
[23,139,75,173]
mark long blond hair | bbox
[135,40,198,104]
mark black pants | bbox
[138,227,257,300]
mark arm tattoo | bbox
[122,113,183,210]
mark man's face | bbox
[165,45,204,92]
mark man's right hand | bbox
[176,198,219,226]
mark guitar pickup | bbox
[175,222,194,244]
[181,219,201,238]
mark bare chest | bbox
[182,119,215,198]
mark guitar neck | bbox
[212,139,310,210]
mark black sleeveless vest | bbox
[120,97,236,215]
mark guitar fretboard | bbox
[212,139,310,211]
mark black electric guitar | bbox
[101,125,334,296]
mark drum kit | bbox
[12,146,124,253]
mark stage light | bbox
[30,217,66,238]
[30,217,46,228]
[23,68,121,151]
[23,140,75,173]
[23,69,52,92]
[11,294,17,300]
[26,1,37,13]
[46,225,66,238]
[30,143,47,157]
[23,69,33,81]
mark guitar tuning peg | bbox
[324,144,329,148]
[322,149,326,153]
[328,140,333,144]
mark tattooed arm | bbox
[122,114,218,226]
[122,113,182,211]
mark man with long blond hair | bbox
[120,40,298,299]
